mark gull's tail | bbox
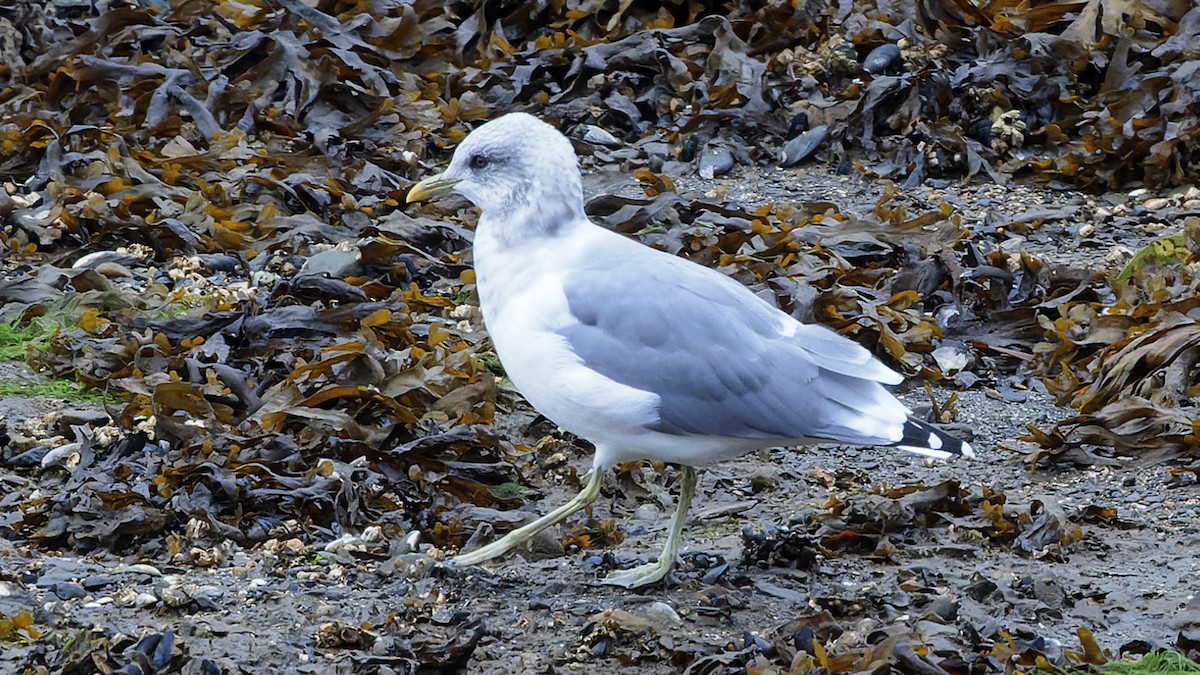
[893,419,974,460]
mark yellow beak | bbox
[406,172,459,203]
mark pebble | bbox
[402,530,421,552]
[863,44,901,74]
[1033,575,1066,608]
[298,249,360,278]
[781,125,828,166]
[749,466,779,493]
[37,559,92,582]
[51,582,85,600]
[94,261,133,278]
[389,553,437,577]
[82,575,117,591]
[7,446,49,467]
[1105,246,1134,264]
[54,409,112,426]
[134,592,158,608]
[642,601,683,628]
[159,586,190,607]
[196,253,242,272]
[1143,197,1170,210]
[680,136,699,162]
[926,595,958,622]
[582,125,621,147]
[634,503,661,521]
[786,111,809,139]
[40,442,82,469]
[192,585,225,609]
[118,564,163,577]
[698,145,734,179]
[72,250,141,269]
[932,345,968,373]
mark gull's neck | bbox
[475,192,588,250]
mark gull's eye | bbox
[469,154,489,170]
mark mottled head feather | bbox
[443,113,585,240]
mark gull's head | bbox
[407,113,585,233]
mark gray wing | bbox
[557,249,906,444]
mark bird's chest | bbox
[472,234,576,384]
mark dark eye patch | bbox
[469,154,489,169]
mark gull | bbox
[407,113,973,588]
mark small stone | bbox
[698,145,734,179]
[1143,197,1170,210]
[196,253,241,272]
[582,125,621,147]
[82,575,117,591]
[932,345,969,374]
[926,595,958,622]
[642,601,683,628]
[159,586,190,607]
[298,249,360,278]
[54,409,112,426]
[40,442,82,469]
[781,125,828,166]
[7,446,49,467]
[749,466,779,493]
[72,251,141,269]
[1105,246,1133,264]
[119,563,163,577]
[191,585,225,609]
[1032,575,1066,608]
[786,111,809,139]
[863,43,901,74]
[389,553,437,578]
[94,261,133,278]
[52,582,86,600]
[111,588,138,606]
[134,592,159,608]
[634,503,661,521]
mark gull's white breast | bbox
[472,221,661,447]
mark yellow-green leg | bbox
[450,469,604,566]
[602,465,697,589]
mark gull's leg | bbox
[602,465,697,589]
[450,469,604,566]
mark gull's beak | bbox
[406,172,459,203]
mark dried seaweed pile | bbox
[1026,216,1200,463]
[1,1,1199,668]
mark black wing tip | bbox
[895,419,975,459]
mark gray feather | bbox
[557,249,905,444]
